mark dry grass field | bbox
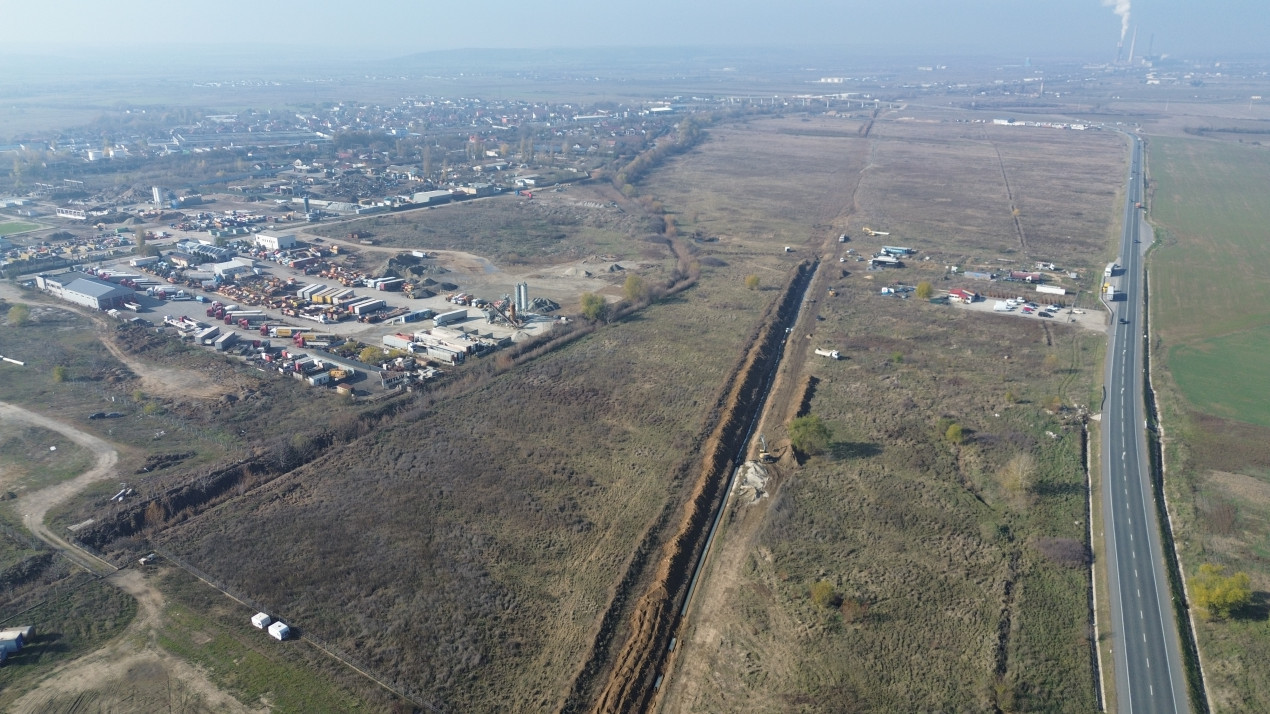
[152,281,771,712]
[664,286,1103,712]
[652,113,1122,711]
[310,187,661,267]
[853,120,1126,268]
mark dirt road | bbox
[0,401,119,575]
[0,401,254,712]
[7,568,260,714]
[0,284,231,400]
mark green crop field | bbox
[1150,138,1270,348]
[1148,136,1270,712]
[0,221,40,236]
[1169,330,1270,428]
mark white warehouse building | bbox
[255,232,297,251]
[36,272,135,310]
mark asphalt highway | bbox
[1101,134,1190,713]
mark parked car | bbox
[88,412,107,420]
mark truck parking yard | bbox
[951,292,1106,330]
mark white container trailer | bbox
[298,284,326,300]
[427,345,464,364]
[433,309,467,327]
[994,301,1011,312]
[351,299,385,315]
[1036,285,1067,296]
[213,332,237,351]
[382,333,415,351]
[343,297,377,313]
[251,613,272,629]
[813,348,841,360]
[130,256,159,267]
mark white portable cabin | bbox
[268,621,290,640]
[251,613,272,629]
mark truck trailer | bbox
[433,309,468,327]
[195,326,220,344]
[350,299,385,315]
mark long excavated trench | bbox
[573,258,821,714]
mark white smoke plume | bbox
[1103,0,1131,42]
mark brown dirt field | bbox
[298,224,662,311]
[98,335,235,402]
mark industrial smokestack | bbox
[1128,26,1137,65]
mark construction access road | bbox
[1100,133,1190,713]
[0,401,119,576]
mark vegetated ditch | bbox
[568,258,819,714]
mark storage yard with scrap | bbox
[37,229,593,395]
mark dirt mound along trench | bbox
[586,260,816,714]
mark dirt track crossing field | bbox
[0,401,253,712]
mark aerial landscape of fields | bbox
[1,2,1269,711]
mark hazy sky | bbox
[2,0,1262,59]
